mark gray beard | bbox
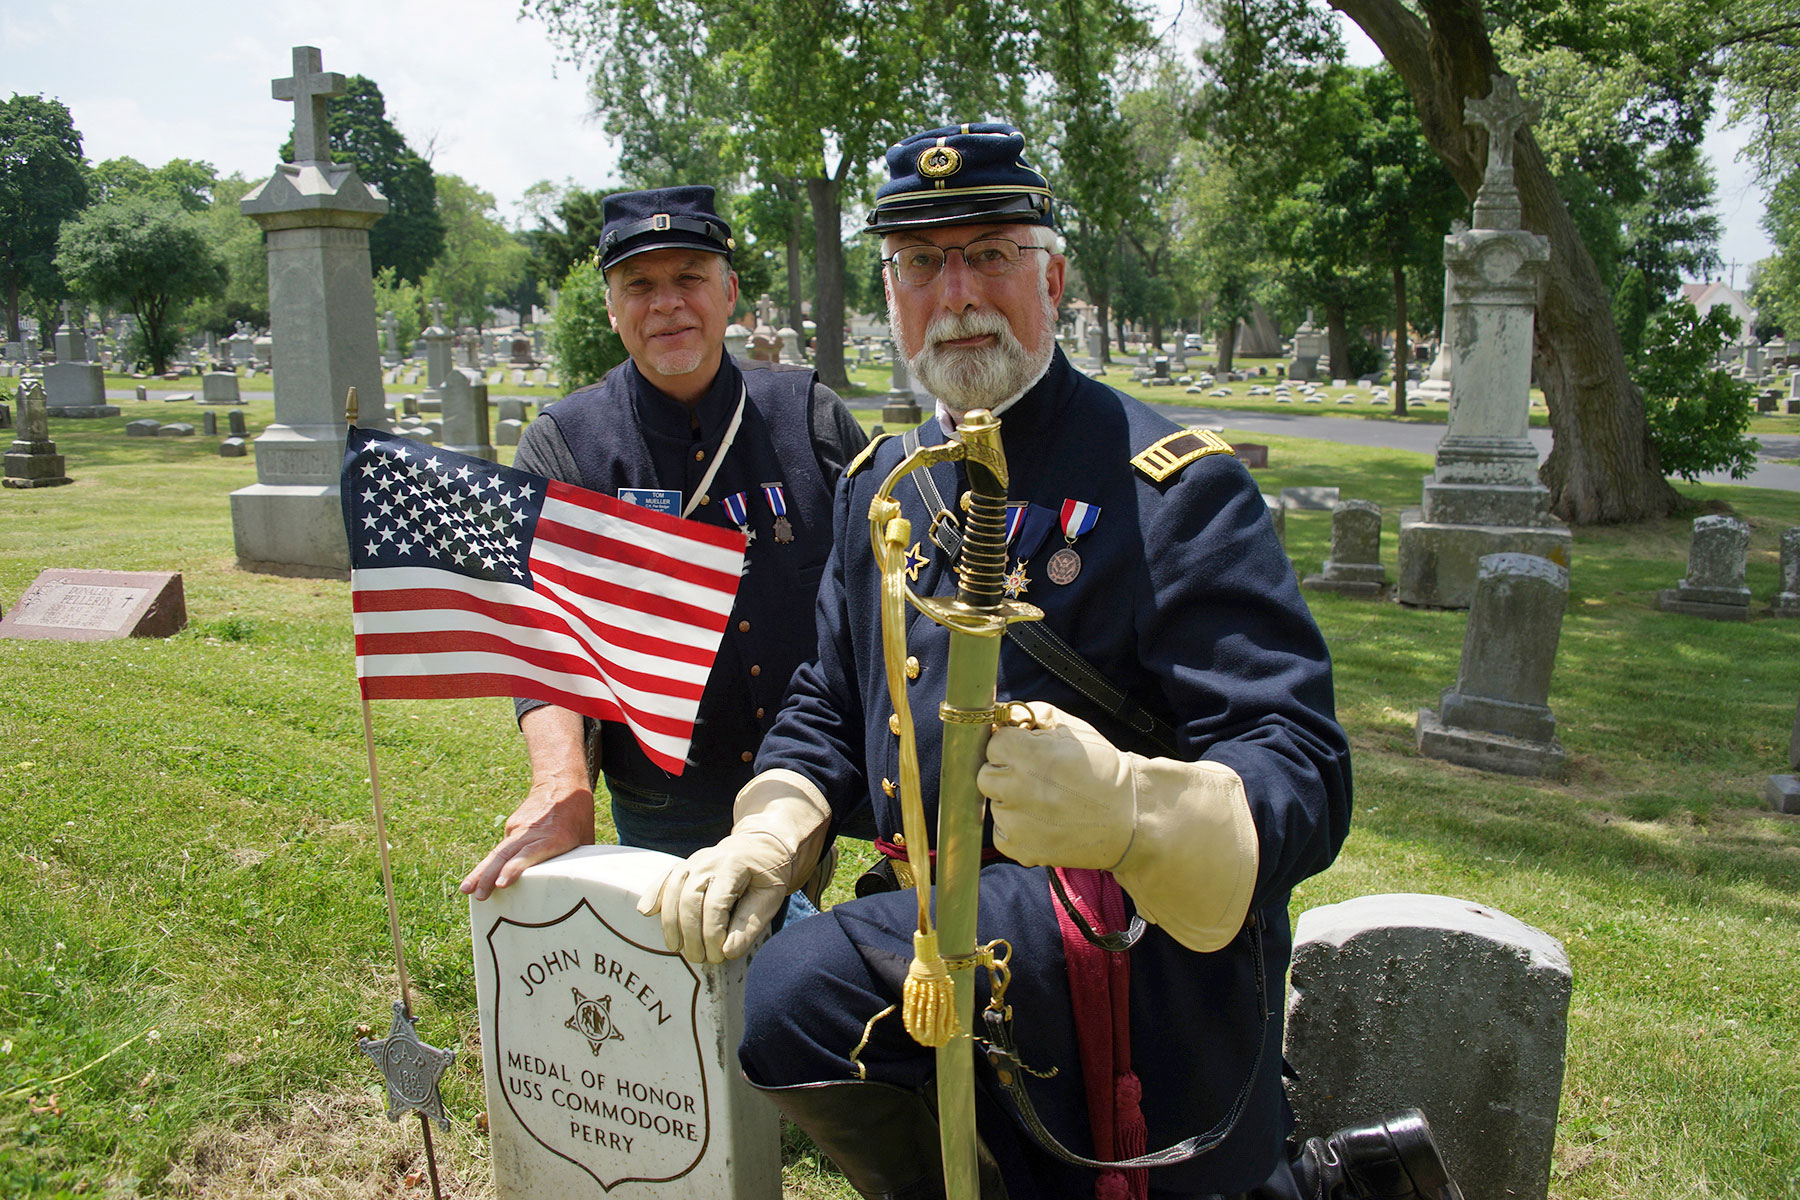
[891,296,1056,415]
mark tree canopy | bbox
[421,174,530,329]
[56,196,226,373]
[283,75,444,284]
[0,94,89,344]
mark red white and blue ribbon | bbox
[1060,499,1100,539]
[720,491,750,528]
[1004,501,1029,545]
[761,483,788,518]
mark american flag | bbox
[340,427,746,775]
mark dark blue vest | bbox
[536,356,836,807]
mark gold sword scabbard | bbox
[867,409,1039,1200]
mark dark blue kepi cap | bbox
[597,185,735,271]
[865,122,1054,235]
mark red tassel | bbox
[1115,1070,1148,1199]
[1095,1170,1131,1200]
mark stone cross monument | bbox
[231,45,389,576]
[1396,76,1571,608]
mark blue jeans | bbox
[606,776,820,926]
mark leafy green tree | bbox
[1751,169,1800,336]
[1637,302,1758,482]
[283,75,444,283]
[421,174,530,329]
[549,260,628,388]
[373,267,426,352]
[56,196,227,373]
[1613,266,1650,364]
[188,173,269,334]
[0,94,89,344]
[90,156,217,212]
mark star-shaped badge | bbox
[1003,564,1031,598]
[357,1002,456,1128]
[904,542,930,582]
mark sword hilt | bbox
[953,410,1010,610]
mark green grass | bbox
[2,407,1799,1198]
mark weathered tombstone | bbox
[134,384,148,402]
[777,326,803,365]
[420,306,451,412]
[382,310,401,364]
[228,410,248,437]
[42,306,117,417]
[532,368,550,387]
[1397,79,1571,608]
[201,371,242,405]
[440,367,497,461]
[1263,494,1286,548]
[883,340,921,425]
[164,392,196,404]
[202,412,218,437]
[1230,442,1268,469]
[471,847,780,1198]
[724,323,751,361]
[219,437,249,458]
[233,46,389,576]
[1767,527,1800,618]
[497,397,529,424]
[1657,514,1752,621]
[1417,553,1568,776]
[3,376,71,488]
[126,419,162,438]
[1084,326,1105,375]
[0,569,187,641]
[157,423,196,437]
[1280,485,1340,513]
[497,418,525,447]
[1302,500,1390,598]
[1286,893,1571,1200]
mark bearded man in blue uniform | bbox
[462,185,868,901]
[640,128,1460,1200]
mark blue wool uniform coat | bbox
[741,348,1351,1196]
[513,351,866,812]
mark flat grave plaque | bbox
[471,845,780,1199]
[0,569,187,641]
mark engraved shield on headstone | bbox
[484,897,708,1190]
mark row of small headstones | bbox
[385,365,554,388]
[124,411,250,457]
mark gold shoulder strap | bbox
[1131,428,1235,483]
[846,431,895,478]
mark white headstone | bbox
[471,847,780,1198]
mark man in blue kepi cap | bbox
[461,184,867,903]
[640,124,1462,1199]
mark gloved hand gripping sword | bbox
[868,408,1040,1200]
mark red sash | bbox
[1051,867,1147,1200]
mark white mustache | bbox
[923,311,1015,349]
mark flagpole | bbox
[348,387,445,1200]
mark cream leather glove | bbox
[636,769,831,964]
[979,701,1260,953]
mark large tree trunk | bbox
[785,205,805,330]
[1331,0,1680,522]
[805,174,851,392]
[1216,321,1239,373]
[1095,295,1113,364]
[1392,259,1409,416]
[1325,302,1350,381]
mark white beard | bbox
[891,294,1056,415]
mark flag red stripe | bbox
[546,477,746,551]
[354,628,706,710]
[530,555,734,636]
[351,584,714,667]
[536,512,744,597]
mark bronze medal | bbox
[1047,546,1081,585]
[773,514,794,544]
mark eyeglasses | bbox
[881,238,1049,286]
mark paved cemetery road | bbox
[103,386,1800,492]
[1159,404,1800,494]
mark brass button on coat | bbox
[750,664,762,677]
[889,712,901,735]
[905,656,921,680]
[741,750,754,763]
[738,620,751,633]
[882,777,896,797]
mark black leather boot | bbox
[1290,1109,1463,1200]
[754,1079,1007,1200]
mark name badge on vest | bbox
[619,487,681,516]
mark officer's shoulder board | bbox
[846,431,896,478]
[1131,427,1236,483]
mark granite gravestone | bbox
[3,375,71,488]
[1286,893,1571,1200]
[1766,527,1799,618]
[232,45,389,577]
[1396,79,1571,608]
[1417,552,1569,776]
[1302,500,1390,598]
[1,569,187,641]
[440,367,497,462]
[1657,515,1752,621]
[471,846,779,1199]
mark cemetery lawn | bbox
[2,412,1798,1200]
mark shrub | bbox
[1637,303,1758,482]
[548,261,627,390]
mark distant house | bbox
[1679,281,1757,338]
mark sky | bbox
[1,0,1776,286]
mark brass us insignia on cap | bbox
[918,145,962,178]
[1131,428,1235,482]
